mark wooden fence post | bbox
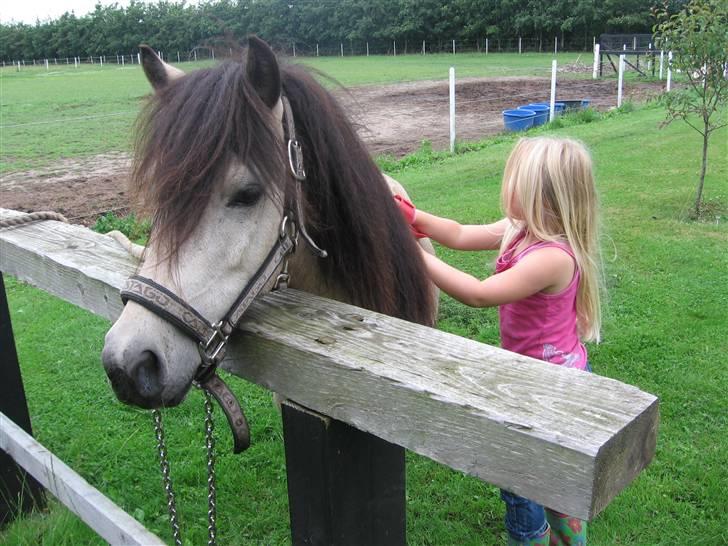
[0,272,46,526]
[282,401,406,546]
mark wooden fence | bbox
[0,209,659,543]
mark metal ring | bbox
[279,215,298,242]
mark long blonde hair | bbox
[500,137,603,342]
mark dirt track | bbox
[0,76,663,224]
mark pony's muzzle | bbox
[102,346,168,408]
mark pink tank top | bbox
[495,233,587,369]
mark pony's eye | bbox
[227,185,263,208]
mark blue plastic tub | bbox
[503,109,535,131]
[529,102,566,116]
[518,104,549,126]
[560,99,584,111]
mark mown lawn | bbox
[1,103,726,544]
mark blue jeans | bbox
[501,362,592,541]
[500,489,548,541]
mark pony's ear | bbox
[140,44,185,91]
[245,36,281,109]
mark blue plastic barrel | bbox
[503,109,535,132]
[519,104,549,126]
[560,99,583,111]
[529,102,565,118]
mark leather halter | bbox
[119,96,324,454]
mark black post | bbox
[0,272,46,527]
[281,401,406,546]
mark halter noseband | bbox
[119,95,324,453]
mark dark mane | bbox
[132,55,435,326]
[132,60,288,257]
[281,64,436,325]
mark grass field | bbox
[2,51,615,173]
[2,99,727,545]
[2,47,726,544]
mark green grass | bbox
[2,103,727,544]
[1,51,596,173]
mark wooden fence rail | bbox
[0,209,658,538]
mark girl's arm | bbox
[414,212,510,251]
[421,246,574,307]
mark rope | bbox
[0,211,69,229]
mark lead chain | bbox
[152,409,183,546]
[203,390,218,546]
[152,394,218,546]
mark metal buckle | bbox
[199,320,230,366]
[288,139,306,181]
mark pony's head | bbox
[102,37,435,409]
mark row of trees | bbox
[1,0,690,61]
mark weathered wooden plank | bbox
[0,209,659,520]
[229,290,658,520]
[0,413,164,545]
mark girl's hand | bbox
[394,195,428,238]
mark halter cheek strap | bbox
[120,221,296,453]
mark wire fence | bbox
[2,36,616,69]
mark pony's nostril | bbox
[132,351,163,399]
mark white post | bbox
[121,55,124,66]
[593,36,596,49]
[45,59,49,70]
[549,59,557,121]
[137,53,141,64]
[292,44,296,57]
[485,38,489,55]
[211,49,215,60]
[666,51,673,92]
[75,57,79,68]
[617,54,625,107]
[633,37,637,50]
[452,39,455,54]
[100,56,103,67]
[194,50,197,61]
[177,51,180,63]
[366,42,369,57]
[449,67,456,153]
[623,44,627,51]
[422,40,425,55]
[316,43,319,57]
[340,43,344,57]
[659,50,664,79]
[648,43,652,71]
[593,43,600,79]
[519,37,522,54]
[554,36,558,55]
[393,40,396,56]
[17,61,21,71]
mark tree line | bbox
[0,0,690,62]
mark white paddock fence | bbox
[0,209,659,543]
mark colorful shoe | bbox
[507,526,551,546]
[546,509,587,546]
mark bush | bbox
[92,212,150,244]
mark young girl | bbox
[396,137,601,546]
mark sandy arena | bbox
[0,76,663,224]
